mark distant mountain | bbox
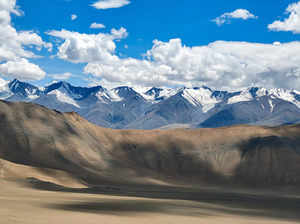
[1,78,300,129]
[4,79,42,101]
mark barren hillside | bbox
[1,100,300,187]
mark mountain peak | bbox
[113,86,142,99]
[44,81,72,94]
[145,87,163,97]
[8,79,40,97]
[8,79,21,88]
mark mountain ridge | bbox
[1,78,300,129]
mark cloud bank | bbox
[47,27,300,90]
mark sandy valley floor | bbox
[1,179,300,224]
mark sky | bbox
[1,0,300,90]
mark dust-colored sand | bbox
[0,179,299,224]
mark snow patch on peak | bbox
[106,89,123,102]
[269,88,293,101]
[138,87,177,102]
[228,90,253,104]
[268,99,275,112]
[159,88,177,99]
[293,90,300,95]
[132,86,152,95]
[256,88,268,97]
[182,88,220,112]
[48,90,80,108]
[226,87,300,109]
[268,88,300,108]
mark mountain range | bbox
[1,78,300,129]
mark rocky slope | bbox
[0,100,300,187]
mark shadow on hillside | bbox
[236,135,300,186]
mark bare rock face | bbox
[0,100,300,187]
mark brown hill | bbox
[1,100,300,187]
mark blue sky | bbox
[1,0,300,89]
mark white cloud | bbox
[268,1,300,33]
[0,0,49,80]
[0,58,46,80]
[47,27,128,63]
[49,72,72,80]
[49,28,300,90]
[71,14,77,21]
[213,9,258,26]
[91,0,130,10]
[90,22,106,29]
[18,31,53,52]
[83,38,300,90]
[110,27,128,39]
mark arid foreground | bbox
[1,100,300,223]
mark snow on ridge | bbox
[159,88,178,99]
[48,90,80,108]
[54,83,83,100]
[228,90,253,104]
[293,90,300,95]
[2,78,300,110]
[268,88,300,108]
[182,88,220,112]
[255,88,268,97]
[105,89,123,102]
[134,86,178,102]
[226,87,300,109]
[132,86,155,101]
[268,99,275,112]
[132,86,152,95]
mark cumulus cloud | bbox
[91,0,130,10]
[71,14,77,21]
[213,9,258,26]
[90,22,106,29]
[82,39,300,89]
[47,27,128,63]
[48,27,300,90]
[268,1,300,33]
[0,0,49,80]
[0,58,46,80]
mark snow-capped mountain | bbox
[0,79,42,101]
[1,79,300,129]
[141,87,178,102]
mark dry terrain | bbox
[1,100,300,223]
[1,179,300,224]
